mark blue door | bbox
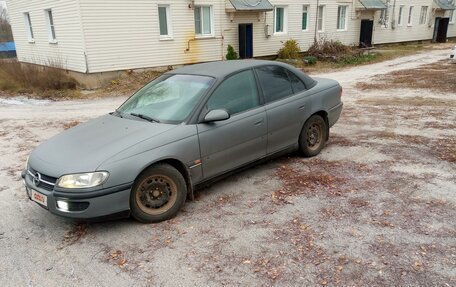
[239,24,253,59]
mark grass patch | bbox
[0,59,79,98]
[356,60,456,93]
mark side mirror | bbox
[203,109,230,123]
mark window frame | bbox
[254,65,301,105]
[337,5,348,31]
[407,6,413,27]
[450,10,455,24]
[398,5,404,26]
[317,5,325,32]
[302,5,309,31]
[44,9,57,43]
[419,6,428,25]
[194,5,214,37]
[23,12,34,43]
[204,69,261,116]
[158,4,173,40]
[274,6,288,34]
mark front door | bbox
[433,17,449,43]
[359,19,374,48]
[239,24,253,59]
[197,69,267,179]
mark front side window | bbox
[317,5,325,32]
[302,6,309,31]
[274,7,286,33]
[408,6,413,26]
[419,6,428,25]
[194,6,212,36]
[23,12,34,42]
[398,5,404,26]
[118,74,214,123]
[256,66,293,103]
[158,5,172,38]
[337,5,348,30]
[45,9,56,42]
[206,70,259,115]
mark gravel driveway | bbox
[0,49,454,286]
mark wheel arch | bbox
[311,110,329,141]
[136,158,194,201]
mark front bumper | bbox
[22,170,132,220]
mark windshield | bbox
[117,74,214,124]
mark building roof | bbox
[357,0,387,10]
[228,0,273,12]
[0,42,15,52]
[434,0,456,10]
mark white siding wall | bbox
[6,0,456,73]
[79,0,226,73]
[370,0,456,44]
[5,0,86,72]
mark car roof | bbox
[169,59,289,78]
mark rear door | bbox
[197,69,267,179]
[255,65,311,154]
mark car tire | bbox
[130,163,187,223]
[299,114,327,157]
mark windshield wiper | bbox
[111,110,124,118]
[130,113,160,123]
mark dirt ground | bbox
[0,48,455,287]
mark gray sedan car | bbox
[22,60,343,223]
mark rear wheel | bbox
[299,115,327,157]
[130,164,186,223]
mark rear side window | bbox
[207,70,259,115]
[255,66,293,103]
[288,71,306,93]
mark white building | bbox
[5,0,456,86]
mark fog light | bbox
[56,200,69,212]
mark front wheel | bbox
[299,115,328,157]
[130,164,186,223]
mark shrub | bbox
[226,45,238,60]
[307,38,353,59]
[277,39,301,59]
[0,59,78,95]
[303,56,317,65]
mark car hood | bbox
[29,114,176,177]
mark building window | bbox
[419,6,428,25]
[194,6,212,36]
[408,6,413,26]
[23,12,34,42]
[302,5,309,31]
[337,5,348,30]
[449,9,454,24]
[274,6,287,33]
[317,5,325,32]
[398,5,404,26]
[158,5,172,38]
[44,9,56,42]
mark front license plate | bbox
[31,189,47,207]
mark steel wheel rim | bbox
[135,174,178,215]
[306,122,323,151]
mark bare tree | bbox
[0,3,13,42]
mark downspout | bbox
[76,0,89,73]
[314,0,320,44]
[391,0,396,29]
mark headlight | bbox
[56,172,109,189]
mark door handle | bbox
[299,104,305,110]
[254,119,264,126]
